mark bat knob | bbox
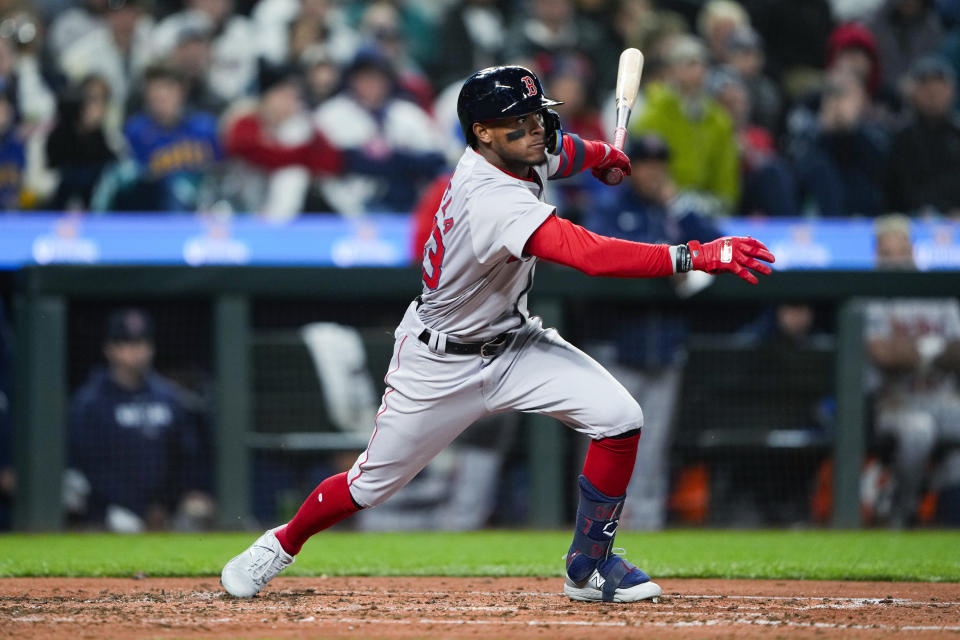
[603,167,623,186]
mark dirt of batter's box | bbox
[2,576,959,639]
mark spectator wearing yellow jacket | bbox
[630,35,740,214]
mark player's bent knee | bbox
[593,399,643,439]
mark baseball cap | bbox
[627,134,670,161]
[345,47,395,79]
[910,56,956,83]
[105,308,154,343]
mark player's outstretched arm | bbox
[685,237,776,285]
[525,215,674,278]
[524,217,775,284]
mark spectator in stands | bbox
[865,214,960,527]
[886,56,960,214]
[582,133,721,530]
[708,68,797,215]
[738,0,833,99]
[724,26,781,134]
[121,65,220,212]
[313,49,444,216]
[824,22,904,124]
[630,34,740,214]
[610,0,688,59]
[253,0,358,66]
[47,0,108,62]
[152,0,256,105]
[355,2,433,110]
[696,0,751,65]
[543,53,606,221]
[868,0,944,91]
[792,67,889,215]
[0,300,11,530]
[547,53,605,141]
[58,0,151,142]
[0,91,24,210]
[67,309,214,532]
[431,0,506,90]
[300,45,340,108]
[222,62,343,218]
[344,0,436,73]
[167,24,227,115]
[505,0,617,91]
[45,75,117,211]
[0,12,55,128]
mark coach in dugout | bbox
[66,309,214,532]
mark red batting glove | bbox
[688,236,776,285]
[591,144,631,185]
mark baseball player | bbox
[222,66,775,603]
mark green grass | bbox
[1,530,958,582]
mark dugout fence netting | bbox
[24,293,861,530]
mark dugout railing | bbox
[11,265,960,531]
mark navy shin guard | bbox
[566,475,650,601]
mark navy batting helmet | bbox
[457,66,563,147]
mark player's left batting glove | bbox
[591,143,631,185]
[687,236,775,285]
[544,109,564,155]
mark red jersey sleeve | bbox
[550,134,614,179]
[523,215,674,278]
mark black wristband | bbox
[675,244,692,273]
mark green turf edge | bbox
[1,530,959,582]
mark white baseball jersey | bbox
[345,144,644,509]
[866,297,960,394]
[417,147,563,340]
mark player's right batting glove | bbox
[687,237,775,285]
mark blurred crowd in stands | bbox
[3,0,960,533]
[0,0,956,219]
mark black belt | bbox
[417,329,512,358]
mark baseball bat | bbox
[602,48,645,186]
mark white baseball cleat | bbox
[221,526,294,598]
[564,569,662,603]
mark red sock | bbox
[582,431,641,497]
[275,472,360,556]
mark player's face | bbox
[481,112,548,167]
[105,339,155,377]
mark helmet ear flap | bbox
[543,109,563,155]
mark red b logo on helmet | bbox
[521,76,537,97]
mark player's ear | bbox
[473,122,493,145]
